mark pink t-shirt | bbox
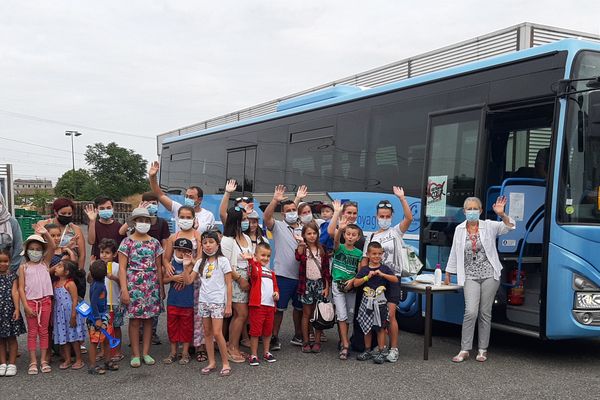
[24,262,53,300]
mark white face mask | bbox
[284,211,298,224]
[377,218,392,230]
[136,222,151,234]
[177,219,194,231]
[300,214,313,224]
[27,250,43,263]
[204,249,218,257]
[173,255,183,264]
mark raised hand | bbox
[182,253,194,268]
[149,161,160,177]
[84,204,97,222]
[225,179,238,193]
[138,201,151,209]
[273,185,288,202]
[32,222,47,236]
[332,199,342,213]
[393,186,405,199]
[339,215,348,230]
[493,196,507,216]
[296,185,308,200]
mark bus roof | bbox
[164,38,600,145]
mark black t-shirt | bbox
[355,265,394,290]
[91,220,125,258]
[148,217,171,244]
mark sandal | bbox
[130,357,141,368]
[311,343,322,353]
[111,354,125,362]
[40,361,52,373]
[71,361,85,370]
[104,361,120,371]
[219,367,231,377]
[163,354,177,364]
[179,354,191,365]
[339,347,349,360]
[476,350,488,362]
[196,351,208,363]
[59,362,72,370]
[88,365,106,375]
[201,366,216,375]
[28,362,38,375]
[142,354,156,365]
[227,351,246,364]
[301,343,312,353]
[452,351,470,363]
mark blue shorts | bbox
[276,276,302,311]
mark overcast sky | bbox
[2,0,600,183]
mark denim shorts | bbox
[276,276,302,311]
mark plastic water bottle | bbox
[434,264,442,286]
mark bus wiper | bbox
[586,76,600,88]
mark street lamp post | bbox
[65,130,82,197]
[65,130,82,172]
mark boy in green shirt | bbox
[330,200,363,360]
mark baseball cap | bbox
[173,238,193,251]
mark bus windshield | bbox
[559,51,600,224]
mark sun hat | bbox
[128,207,157,225]
[21,234,48,255]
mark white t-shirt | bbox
[221,234,252,270]
[104,261,121,306]
[363,223,405,276]
[193,256,232,304]
[260,265,275,307]
[171,200,215,234]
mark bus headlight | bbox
[575,292,600,309]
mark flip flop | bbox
[219,367,231,377]
[71,361,85,370]
[201,366,216,375]
[59,362,72,370]
[227,351,246,364]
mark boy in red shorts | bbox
[247,242,279,366]
[164,238,195,365]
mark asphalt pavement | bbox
[3,313,600,400]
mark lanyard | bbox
[468,225,479,261]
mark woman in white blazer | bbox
[444,196,515,363]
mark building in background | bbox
[13,178,53,196]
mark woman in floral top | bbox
[118,208,164,368]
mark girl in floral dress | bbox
[118,208,164,368]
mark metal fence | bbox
[156,22,600,155]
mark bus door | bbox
[419,106,486,323]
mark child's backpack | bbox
[311,299,336,330]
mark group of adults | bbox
[0,158,516,362]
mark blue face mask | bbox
[184,198,196,207]
[465,210,480,222]
[98,209,113,220]
[241,220,250,231]
[147,204,158,216]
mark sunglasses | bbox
[377,202,393,209]
[235,197,250,203]
[206,263,215,279]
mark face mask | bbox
[284,212,298,224]
[173,255,183,264]
[98,209,113,220]
[177,219,194,231]
[147,204,158,216]
[465,210,480,222]
[57,215,72,226]
[300,214,313,224]
[184,198,196,207]
[378,218,392,230]
[28,250,43,263]
[136,222,151,234]
[241,220,250,231]
[204,249,218,257]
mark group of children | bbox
[0,189,404,378]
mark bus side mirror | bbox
[589,90,600,137]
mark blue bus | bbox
[159,39,600,340]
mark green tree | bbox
[31,190,54,211]
[55,169,99,200]
[84,142,149,201]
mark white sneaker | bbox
[5,364,16,376]
[0,364,6,376]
